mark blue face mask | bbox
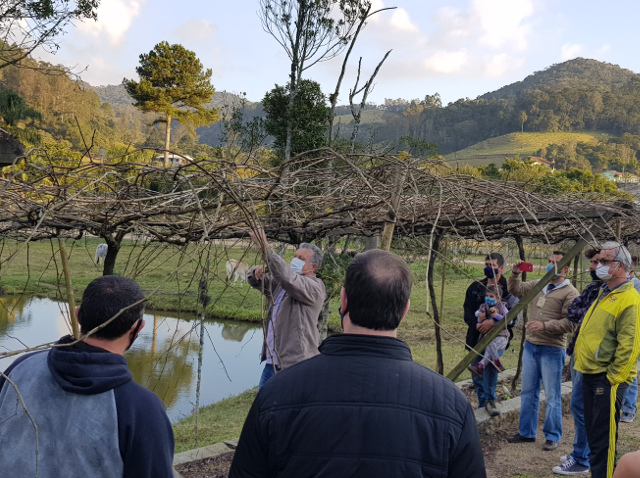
[485,297,497,306]
[546,263,561,279]
[290,257,305,275]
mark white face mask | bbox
[596,263,614,280]
[290,257,305,275]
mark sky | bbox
[34,0,640,106]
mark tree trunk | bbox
[427,233,444,375]
[102,234,124,276]
[164,114,172,168]
[318,298,331,341]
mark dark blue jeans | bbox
[472,348,504,407]
[569,355,590,467]
[258,363,280,390]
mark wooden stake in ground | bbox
[380,163,408,252]
[58,238,79,339]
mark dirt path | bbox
[175,408,640,478]
[485,410,640,478]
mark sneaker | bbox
[492,358,505,372]
[620,412,635,423]
[507,433,535,443]
[486,400,500,417]
[552,456,590,475]
[468,362,485,379]
[543,440,559,451]
[560,455,570,463]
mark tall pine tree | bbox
[124,42,218,166]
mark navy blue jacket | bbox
[230,334,486,478]
[0,335,174,478]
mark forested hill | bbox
[481,58,638,100]
[87,83,252,111]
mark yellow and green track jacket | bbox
[574,280,640,384]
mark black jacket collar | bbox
[319,334,413,361]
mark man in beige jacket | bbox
[248,229,326,389]
[507,251,580,451]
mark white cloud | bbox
[561,43,582,61]
[390,9,419,32]
[77,1,145,46]
[472,0,534,50]
[484,53,524,77]
[424,50,468,74]
[174,19,217,42]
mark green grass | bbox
[173,388,258,453]
[445,131,607,166]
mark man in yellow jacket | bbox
[574,241,640,478]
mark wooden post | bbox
[58,238,79,339]
[447,238,588,381]
[439,236,448,317]
[380,164,408,252]
[511,235,528,390]
[427,233,444,375]
[572,254,579,287]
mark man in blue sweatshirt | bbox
[0,275,175,478]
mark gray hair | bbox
[600,241,632,271]
[299,242,323,268]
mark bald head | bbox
[344,250,412,331]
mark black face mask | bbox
[338,306,348,329]
[484,266,499,279]
[126,319,143,352]
[590,270,600,282]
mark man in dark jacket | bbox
[463,252,517,415]
[0,275,175,478]
[230,249,486,478]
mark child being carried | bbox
[467,285,510,379]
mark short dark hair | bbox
[78,276,145,340]
[344,250,412,331]
[485,252,504,267]
[585,248,599,259]
[552,251,566,257]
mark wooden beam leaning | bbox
[446,237,589,381]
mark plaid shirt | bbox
[566,281,605,356]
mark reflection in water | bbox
[0,298,264,422]
[221,322,253,342]
[0,295,32,336]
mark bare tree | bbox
[259,0,370,165]
[327,4,396,147]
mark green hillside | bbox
[444,132,607,166]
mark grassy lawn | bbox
[0,238,559,452]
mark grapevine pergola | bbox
[1,148,637,257]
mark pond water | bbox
[0,296,264,422]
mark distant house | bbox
[529,156,555,169]
[153,154,194,167]
[600,170,640,183]
[0,128,25,165]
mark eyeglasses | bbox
[598,260,620,265]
